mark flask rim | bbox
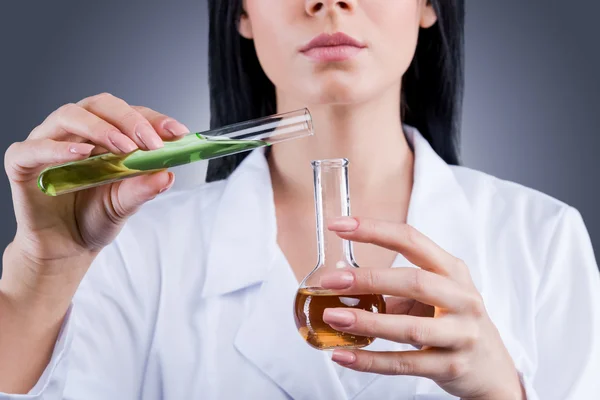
[311,158,349,168]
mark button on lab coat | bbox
[2,127,599,399]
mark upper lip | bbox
[299,32,366,52]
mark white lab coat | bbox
[2,127,599,400]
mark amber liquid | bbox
[294,287,386,350]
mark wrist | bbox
[1,240,95,323]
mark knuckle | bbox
[4,141,39,181]
[28,123,44,138]
[462,322,480,348]
[407,322,429,345]
[90,120,117,143]
[365,218,378,235]
[466,293,486,318]
[132,105,151,118]
[156,116,172,126]
[57,102,77,116]
[362,268,381,292]
[119,109,141,126]
[361,355,375,373]
[131,105,165,125]
[78,92,113,108]
[391,358,413,375]
[133,105,152,115]
[454,258,468,273]
[5,141,19,157]
[54,103,78,125]
[4,142,19,169]
[95,92,114,101]
[119,108,140,124]
[403,224,419,246]
[150,114,170,127]
[446,356,469,380]
[409,269,427,296]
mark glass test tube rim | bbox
[198,108,314,143]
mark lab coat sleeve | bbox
[0,233,160,400]
[522,206,600,400]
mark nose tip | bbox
[305,0,355,16]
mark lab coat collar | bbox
[201,126,483,298]
[200,148,278,298]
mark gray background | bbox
[1,1,598,276]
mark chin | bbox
[298,77,373,105]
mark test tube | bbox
[37,108,314,196]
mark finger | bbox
[328,217,463,278]
[28,103,138,155]
[77,92,163,151]
[320,267,473,311]
[131,105,190,140]
[331,348,464,381]
[90,145,110,156]
[390,298,434,318]
[323,309,465,348]
[4,139,95,182]
[109,171,175,220]
[384,297,435,317]
[115,170,174,213]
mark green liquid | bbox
[38,134,267,196]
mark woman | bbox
[1,0,599,398]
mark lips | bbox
[300,32,366,62]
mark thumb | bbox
[75,171,175,251]
[110,171,175,219]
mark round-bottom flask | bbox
[293,159,386,350]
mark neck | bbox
[269,84,414,207]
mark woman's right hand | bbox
[2,92,189,296]
[1,92,190,394]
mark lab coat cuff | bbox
[0,303,74,399]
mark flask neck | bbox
[312,159,357,269]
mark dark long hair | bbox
[206,0,465,182]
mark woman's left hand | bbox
[320,217,525,400]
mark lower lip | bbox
[301,45,364,62]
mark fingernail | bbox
[163,120,189,137]
[332,350,356,365]
[323,309,355,327]
[320,270,355,289]
[328,217,359,232]
[136,124,163,149]
[159,172,175,194]
[69,143,94,154]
